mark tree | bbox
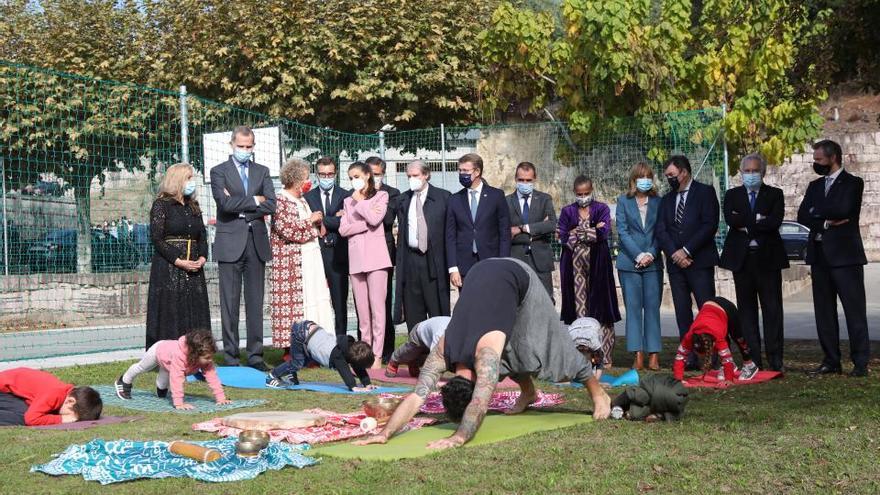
[479,0,832,168]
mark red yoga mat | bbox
[683,370,783,389]
[367,367,520,389]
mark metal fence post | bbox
[179,85,190,164]
[378,131,386,161]
[0,155,8,276]
[721,103,729,190]
[440,123,446,189]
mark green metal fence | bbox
[0,60,725,361]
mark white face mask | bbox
[350,178,366,191]
[374,176,383,187]
[576,195,593,207]
[408,177,425,192]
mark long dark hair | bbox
[348,161,377,199]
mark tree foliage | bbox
[479,0,832,168]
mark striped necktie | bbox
[674,191,686,226]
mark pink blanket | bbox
[367,367,520,389]
[683,370,783,389]
[192,408,436,445]
[418,391,564,414]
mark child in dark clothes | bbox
[266,320,376,391]
[0,367,102,426]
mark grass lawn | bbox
[1,338,879,494]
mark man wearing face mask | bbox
[365,157,401,363]
[210,126,276,370]
[719,154,788,372]
[445,153,511,288]
[506,162,557,301]
[393,161,452,331]
[304,156,352,337]
[655,155,719,370]
[797,139,869,377]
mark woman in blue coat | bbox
[615,163,664,370]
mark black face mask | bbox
[667,176,680,191]
[812,162,832,176]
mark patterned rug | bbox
[192,408,437,445]
[31,437,316,484]
[92,385,266,414]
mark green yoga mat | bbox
[92,385,267,414]
[314,411,592,461]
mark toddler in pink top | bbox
[114,329,230,410]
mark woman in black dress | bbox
[145,163,211,349]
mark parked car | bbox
[27,228,142,273]
[780,220,810,260]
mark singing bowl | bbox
[238,429,270,449]
[235,440,264,457]
[362,397,402,423]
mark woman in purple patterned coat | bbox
[558,175,621,367]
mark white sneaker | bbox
[740,362,759,381]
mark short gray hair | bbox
[280,158,311,188]
[740,153,767,176]
[406,160,431,178]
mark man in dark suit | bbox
[656,155,719,368]
[210,126,276,370]
[304,156,352,336]
[365,156,401,362]
[394,160,453,331]
[506,161,557,301]
[445,153,511,289]
[720,153,789,372]
[797,139,870,377]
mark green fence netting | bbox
[0,60,725,361]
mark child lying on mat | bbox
[115,329,231,410]
[673,297,759,386]
[611,375,688,422]
[385,316,451,378]
[0,367,102,426]
[266,320,376,392]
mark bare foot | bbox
[505,391,538,415]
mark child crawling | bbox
[266,319,377,392]
[0,367,102,426]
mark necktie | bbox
[416,192,428,253]
[674,191,686,226]
[749,190,756,211]
[324,191,331,215]
[239,162,249,193]
[521,194,530,225]
[470,189,478,253]
[825,177,834,196]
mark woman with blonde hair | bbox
[146,163,210,349]
[270,158,335,354]
[615,162,664,370]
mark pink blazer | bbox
[339,190,392,274]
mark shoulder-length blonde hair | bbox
[157,163,201,214]
[626,162,657,198]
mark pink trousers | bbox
[350,269,389,357]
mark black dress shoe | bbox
[808,364,842,375]
[248,361,269,372]
[222,361,240,367]
[848,367,868,377]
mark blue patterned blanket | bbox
[31,437,317,484]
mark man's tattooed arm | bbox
[414,338,446,399]
[452,347,500,444]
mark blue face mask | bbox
[318,178,335,191]
[742,172,762,189]
[233,149,253,163]
[183,180,197,196]
[516,182,534,196]
[459,173,473,188]
[636,178,653,192]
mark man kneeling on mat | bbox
[357,258,611,451]
[266,320,377,392]
[385,316,451,378]
[0,367,102,426]
[673,297,759,386]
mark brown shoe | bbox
[648,353,660,371]
[632,351,644,370]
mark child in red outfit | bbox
[0,367,102,426]
[115,329,230,410]
[673,297,759,385]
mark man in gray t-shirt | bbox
[386,316,452,377]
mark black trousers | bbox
[0,392,27,426]
[513,249,554,304]
[218,229,266,365]
[811,243,870,369]
[382,266,396,362]
[733,252,785,369]
[320,248,350,337]
[402,248,445,332]
[669,266,715,367]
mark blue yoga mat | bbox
[556,369,640,388]
[188,366,410,394]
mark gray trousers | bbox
[219,229,266,365]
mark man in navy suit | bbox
[304,156,352,336]
[656,155,719,368]
[445,153,511,289]
[210,126,276,370]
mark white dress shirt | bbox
[408,185,430,249]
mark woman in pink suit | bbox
[339,161,392,368]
